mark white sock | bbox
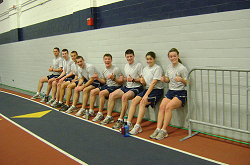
[156,128,161,131]
[59,101,63,104]
[89,109,94,113]
[118,118,123,121]
[36,92,40,94]
[127,121,131,125]
[98,112,103,115]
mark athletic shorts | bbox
[91,80,104,88]
[165,90,187,107]
[47,74,60,80]
[137,89,164,108]
[99,85,121,93]
[74,81,79,86]
[64,75,75,82]
[120,86,143,96]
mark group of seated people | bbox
[31,47,188,140]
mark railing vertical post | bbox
[230,71,232,127]
[238,72,240,129]
[215,71,217,124]
[208,70,210,123]
[222,71,225,126]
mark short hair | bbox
[76,56,84,60]
[62,49,68,53]
[125,49,134,56]
[103,53,112,59]
[146,51,156,59]
[71,51,78,55]
[54,47,60,52]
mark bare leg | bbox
[65,83,76,105]
[127,96,141,122]
[119,91,135,119]
[89,88,101,110]
[161,97,182,130]
[46,78,55,96]
[51,80,58,100]
[136,101,151,125]
[81,85,95,109]
[156,98,171,129]
[59,81,70,102]
[106,89,124,116]
[98,90,109,112]
[37,76,48,93]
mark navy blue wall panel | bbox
[0,0,250,45]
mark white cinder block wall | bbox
[0,0,249,141]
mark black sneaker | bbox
[40,95,49,103]
[53,102,64,108]
[59,104,70,111]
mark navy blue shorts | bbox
[138,89,163,108]
[99,85,121,99]
[91,80,104,88]
[120,86,143,96]
[75,81,79,86]
[47,74,60,80]
[165,90,187,107]
[64,75,75,82]
[99,85,121,93]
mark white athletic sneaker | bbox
[92,113,104,122]
[83,109,95,118]
[155,130,168,140]
[31,93,42,99]
[50,100,58,106]
[75,108,86,116]
[65,106,78,113]
[129,124,142,135]
[150,129,160,139]
[100,116,114,125]
[46,99,55,105]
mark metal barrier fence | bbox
[180,68,250,141]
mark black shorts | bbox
[64,75,75,82]
[91,80,104,88]
[47,74,60,80]
[165,90,187,107]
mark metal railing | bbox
[180,67,250,141]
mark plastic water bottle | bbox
[123,116,129,137]
[85,109,89,120]
[121,116,127,135]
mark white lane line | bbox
[0,91,87,165]
[1,90,227,165]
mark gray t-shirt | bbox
[71,62,79,76]
[63,58,74,75]
[102,65,121,87]
[142,64,164,89]
[78,63,102,81]
[165,63,188,90]
[124,62,143,88]
[52,56,63,75]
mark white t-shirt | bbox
[142,64,164,89]
[63,58,74,75]
[71,62,79,76]
[124,62,143,88]
[165,63,188,90]
[102,65,121,87]
[52,56,63,75]
[78,63,102,81]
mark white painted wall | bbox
[0,9,249,141]
[0,0,122,33]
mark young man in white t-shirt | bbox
[100,49,144,127]
[31,47,63,101]
[65,56,103,116]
